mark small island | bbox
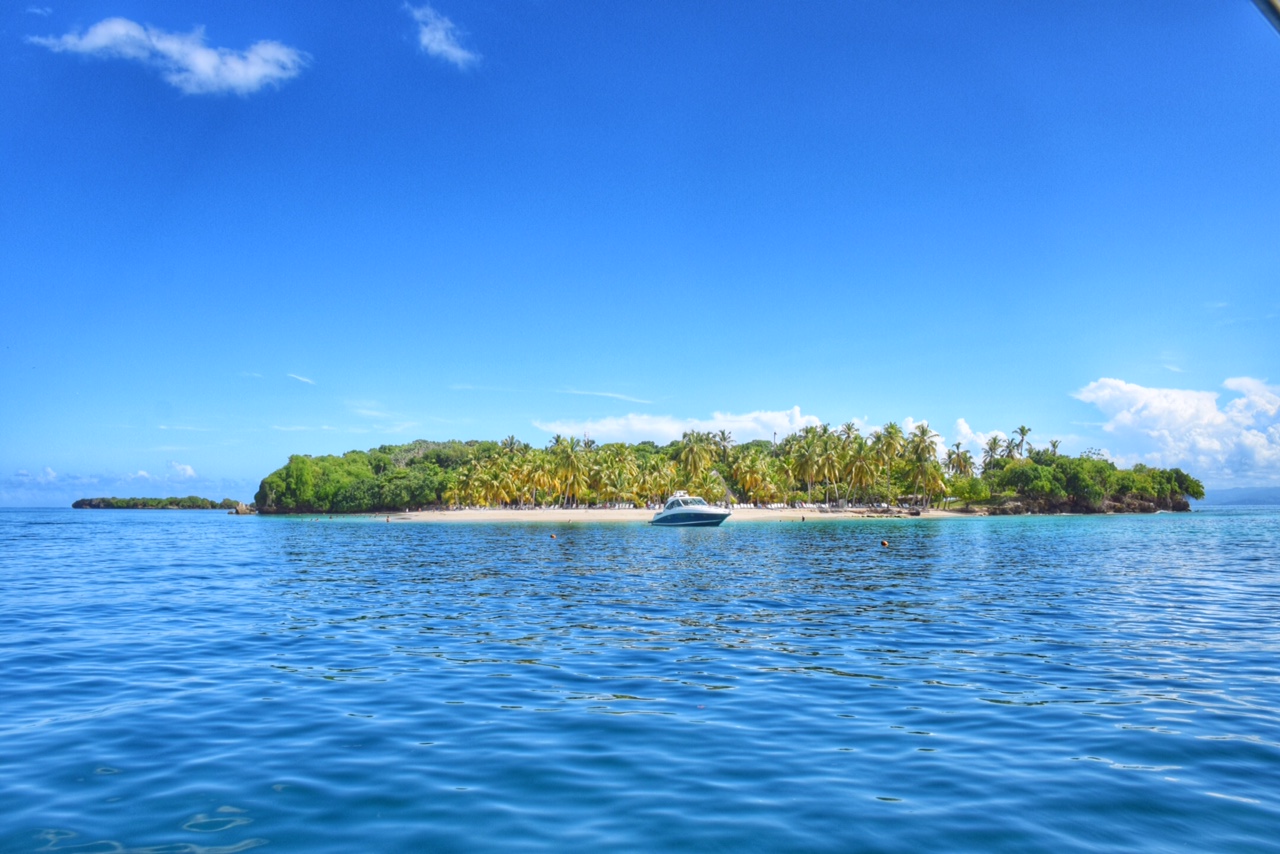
[73,496,252,512]
[253,423,1204,516]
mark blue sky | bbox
[3,1,1279,505]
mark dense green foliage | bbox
[254,426,1204,515]
[254,441,467,514]
[73,496,240,510]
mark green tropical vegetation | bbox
[253,424,1204,515]
[72,496,241,510]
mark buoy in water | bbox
[550,534,556,539]
[881,540,889,547]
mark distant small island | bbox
[73,496,249,511]
[253,423,1205,516]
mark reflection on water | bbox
[2,509,1279,852]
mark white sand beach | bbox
[385,506,970,523]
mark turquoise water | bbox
[2,508,1278,852]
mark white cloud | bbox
[287,373,315,385]
[951,418,1007,451]
[1075,376,1280,485]
[28,17,307,95]
[534,406,821,444]
[169,461,196,479]
[406,4,480,68]
[27,7,53,16]
[560,389,653,404]
[129,470,154,481]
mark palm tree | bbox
[554,436,586,506]
[906,423,939,506]
[715,429,734,464]
[982,436,1003,470]
[871,422,904,504]
[679,431,714,482]
[1015,425,1031,457]
[1002,437,1019,460]
[690,469,726,503]
[945,442,974,479]
[844,435,876,503]
[1048,439,1061,456]
[919,463,946,508]
[907,422,939,463]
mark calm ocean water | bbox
[2,508,1278,852]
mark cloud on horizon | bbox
[534,406,821,444]
[1075,376,1280,485]
[169,461,196,479]
[3,466,258,507]
[28,17,308,95]
[406,4,480,68]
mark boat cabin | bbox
[663,494,709,511]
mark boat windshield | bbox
[688,497,707,506]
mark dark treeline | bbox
[73,496,242,510]
[253,425,1205,515]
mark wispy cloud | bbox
[27,6,53,16]
[560,389,653,405]
[158,424,212,432]
[12,466,95,487]
[1163,364,1184,373]
[28,17,308,95]
[240,371,263,378]
[287,373,315,385]
[406,4,480,69]
[535,407,821,444]
[450,383,519,393]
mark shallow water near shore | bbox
[3,508,1278,852]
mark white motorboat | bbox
[650,491,732,527]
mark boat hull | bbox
[650,510,730,527]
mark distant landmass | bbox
[253,431,1204,516]
[73,496,245,510]
[1198,487,1280,506]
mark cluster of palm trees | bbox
[442,420,1027,510]
[979,426,1059,469]
[445,435,685,509]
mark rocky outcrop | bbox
[984,494,1190,516]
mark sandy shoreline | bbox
[381,506,970,523]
